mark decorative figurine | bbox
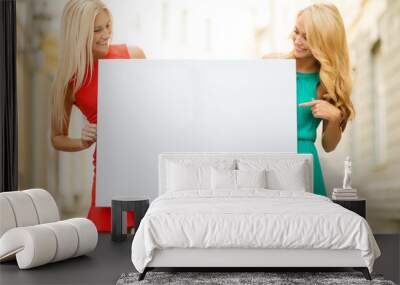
[342,156,352,190]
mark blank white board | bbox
[97,60,296,206]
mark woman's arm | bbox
[299,98,343,152]
[51,87,96,152]
[318,86,343,152]
[128,46,146,59]
[321,116,342,152]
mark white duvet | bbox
[131,189,380,273]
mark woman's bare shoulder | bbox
[262,52,291,59]
[128,45,146,59]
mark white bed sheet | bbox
[131,189,380,273]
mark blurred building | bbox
[105,0,271,59]
[346,0,400,232]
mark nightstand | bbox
[111,197,149,242]
[332,198,366,218]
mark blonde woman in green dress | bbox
[263,3,355,196]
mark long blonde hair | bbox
[298,3,355,130]
[51,0,109,135]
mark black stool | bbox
[111,197,149,242]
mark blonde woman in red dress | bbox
[51,0,145,232]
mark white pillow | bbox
[267,163,306,191]
[237,169,267,189]
[238,159,308,191]
[210,169,268,190]
[166,159,236,192]
[167,162,211,191]
[211,168,236,190]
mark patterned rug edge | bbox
[116,271,397,285]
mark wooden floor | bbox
[0,234,398,285]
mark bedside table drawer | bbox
[332,199,366,218]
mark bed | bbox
[131,153,381,281]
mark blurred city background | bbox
[15,0,400,233]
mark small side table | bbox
[332,198,366,218]
[111,197,149,242]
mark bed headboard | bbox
[158,152,313,195]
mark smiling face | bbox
[292,14,313,59]
[92,9,112,59]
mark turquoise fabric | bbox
[296,72,327,196]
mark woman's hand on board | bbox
[80,123,97,149]
[299,99,342,123]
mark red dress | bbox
[73,44,134,232]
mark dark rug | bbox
[116,271,396,285]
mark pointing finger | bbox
[299,101,316,107]
[299,99,324,107]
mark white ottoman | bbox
[0,189,98,269]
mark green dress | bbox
[296,71,327,196]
